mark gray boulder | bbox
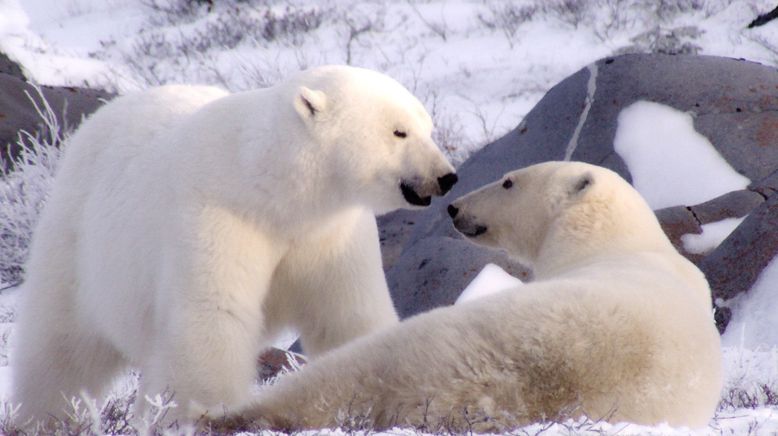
[0,62,113,171]
[0,52,25,80]
[699,192,778,328]
[383,54,778,333]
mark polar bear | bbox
[12,65,457,425]
[222,162,722,432]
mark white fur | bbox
[232,162,722,432]
[12,66,455,425]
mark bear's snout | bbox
[437,173,458,195]
[400,172,457,208]
[400,182,432,206]
[453,219,488,238]
[450,209,488,238]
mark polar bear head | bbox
[447,161,671,271]
[287,66,457,214]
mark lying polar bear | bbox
[218,161,722,432]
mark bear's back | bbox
[48,85,228,202]
[527,254,721,427]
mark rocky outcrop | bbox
[0,52,25,80]
[0,53,113,171]
[383,54,778,333]
[3,52,774,334]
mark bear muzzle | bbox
[399,172,457,207]
[450,210,488,238]
[437,173,458,195]
[400,182,432,206]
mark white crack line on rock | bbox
[564,63,598,161]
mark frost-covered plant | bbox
[142,0,213,26]
[0,87,64,286]
[719,381,778,410]
[477,0,722,50]
[424,91,469,165]
[477,3,539,49]
[0,375,180,435]
[545,0,590,28]
[0,351,307,435]
[623,25,703,55]
[654,0,708,20]
[120,1,330,87]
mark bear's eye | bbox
[502,179,513,189]
[393,130,407,139]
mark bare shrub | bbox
[719,381,778,410]
[341,7,385,65]
[654,0,707,20]
[120,1,330,87]
[477,3,539,49]
[478,0,720,49]
[545,0,589,28]
[746,33,778,66]
[408,1,449,42]
[142,0,211,26]
[617,25,703,55]
[0,87,64,286]
[425,91,468,165]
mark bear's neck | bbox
[171,89,361,236]
[533,214,676,280]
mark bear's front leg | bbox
[267,208,399,357]
[138,207,288,423]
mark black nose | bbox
[437,173,458,195]
[447,204,459,218]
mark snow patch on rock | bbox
[681,216,745,255]
[614,100,750,210]
[722,256,778,348]
[456,263,523,305]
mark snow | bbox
[0,284,18,402]
[0,0,28,38]
[272,330,300,350]
[681,217,746,255]
[722,256,778,348]
[722,347,778,389]
[2,0,778,433]
[455,263,523,304]
[5,1,778,160]
[613,100,751,210]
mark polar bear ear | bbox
[569,172,594,198]
[294,86,327,121]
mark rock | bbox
[654,205,702,261]
[690,190,766,225]
[700,191,778,333]
[700,192,778,303]
[384,54,778,329]
[655,189,765,262]
[2,52,771,333]
[387,236,530,319]
[0,52,25,80]
[378,209,420,272]
[0,71,113,171]
[257,347,306,382]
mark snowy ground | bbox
[5,0,778,160]
[2,0,778,434]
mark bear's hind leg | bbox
[13,311,126,427]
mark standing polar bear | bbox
[224,162,722,432]
[12,66,457,424]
